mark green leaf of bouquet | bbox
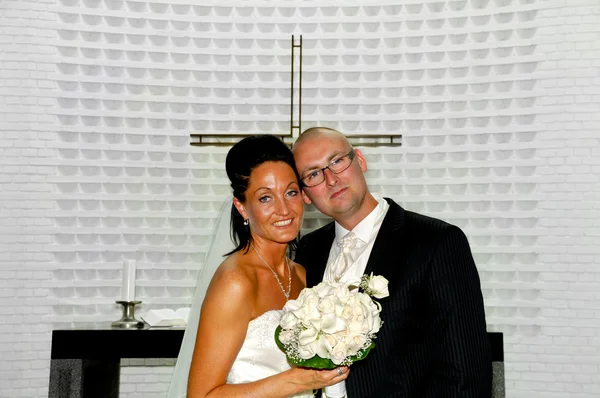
[274,325,376,370]
[274,325,286,351]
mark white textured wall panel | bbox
[0,0,599,397]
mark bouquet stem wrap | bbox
[324,381,347,398]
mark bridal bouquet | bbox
[275,273,389,397]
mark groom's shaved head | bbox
[292,127,351,153]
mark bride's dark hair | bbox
[225,134,302,255]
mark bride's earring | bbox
[243,219,249,226]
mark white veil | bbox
[167,198,235,398]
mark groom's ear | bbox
[301,190,312,205]
[232,197,248,220]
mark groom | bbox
[293,127,492,397]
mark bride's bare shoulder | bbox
[200,253,257,328]
[208,252,257,298]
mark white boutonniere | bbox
[359,273,390,299]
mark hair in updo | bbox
[225,134,302,255]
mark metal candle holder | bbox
[111,300,145,329]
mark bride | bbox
[168,135,348,397]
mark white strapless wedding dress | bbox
[227,309,314,397]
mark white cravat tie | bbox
[331,232,358,282]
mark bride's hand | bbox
[288,366,350,392]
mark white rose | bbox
[362,308,381,334]
[279,329,293,345]
[292,299,322,330]
[353,296,382,334]
[333,283,353,300]
[320,313,347,334]
[313,334,334,358]
[336,294,354,313]
[340,304,354,321]
[280,311,298,329]
[357,293,381,316]
[317,295,336,314]
[294,288,317,306]
[297,342,316,360]
[298,325,319,347]
[369,314,382,334]
[330,341,349,365]
[283,297,301,312]
[325,334,338,348]
[345,333,368,356]
[348,319,369,335]
[313,281,338,298]
[352,300,367,319]
[366,274,390,299]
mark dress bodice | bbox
[227,309,314,398]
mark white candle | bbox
[121,259,137,302]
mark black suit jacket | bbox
[295,199,492,398]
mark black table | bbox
[49,328,504,398]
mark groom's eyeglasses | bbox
[300,149,356,188]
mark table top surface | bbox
[51,327,504,361]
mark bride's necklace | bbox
[251,243,292,300]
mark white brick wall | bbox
[512,1,600,396]
[1,1,59,397]
[0,1,599,397]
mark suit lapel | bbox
[363,199,406,276]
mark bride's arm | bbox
[187,263,251,396]
[187,263,348,398]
